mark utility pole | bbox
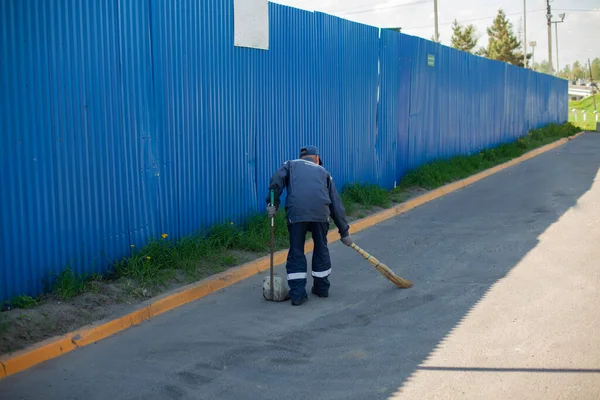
[433,0,439,42]
[555,23,559,73]
[589,58,597,112]
[552,14,565,75]
[524,0,527,67]
[546,0,553,74]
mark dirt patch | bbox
[0,249,264,356]
[0,282,133,355]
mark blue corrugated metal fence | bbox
[0,1,568,300]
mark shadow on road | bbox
[1,134,599,400]
[417,366,600,374]
[378,133,600,398]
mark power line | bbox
[338,0,432,16]
[403,9,546,30]
[391,7,598,31]
[553,8,600,12]
[327,1,415,15]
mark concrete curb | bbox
[0,132,584,379]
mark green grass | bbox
[341,183,391,212]
[10,296,39,309]
[51,267,89,301]
[396,122,581,190]
[569,95,599,131]
[6,122,579,306]
[113,212,290,291]
[17,313,32,322]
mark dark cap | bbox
[300,146,323,165]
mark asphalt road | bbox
[2,134,600,400]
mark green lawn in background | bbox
[569,95,599,131]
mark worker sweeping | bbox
[266,146,353,306]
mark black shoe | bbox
[311,287,329,298]
[291,295,308,306]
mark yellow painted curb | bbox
[0,335,77,377]
[0,131,584,379]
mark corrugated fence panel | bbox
[254,5,321,211]
[118,0,158,248]
[334,15,380,186]
[148,0,178,240]
[0,0,132,299]
[0,1,56,298]
[504,64,526,141]
[407,37,445,169]
[0,0,568,301]
[151,0,259,235]
[526,69,563,131]
[254,7,380,209]
[379,30,412,187]
[400,33,570,171]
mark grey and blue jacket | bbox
[266,158,350,238]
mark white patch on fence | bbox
[234,0,269,50]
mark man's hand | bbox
[341,234,354,247]
[267,205,277,218]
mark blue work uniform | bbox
[267,157,350,300]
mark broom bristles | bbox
[351,243,413,289]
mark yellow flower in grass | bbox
[161,233,168,239]
[146,256,151,260]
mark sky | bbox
[270,0,600,70]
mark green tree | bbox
[560,64,572,80]
[481,8,529,67]
[572,61,586,80]
[533,60,550,74]
[590,58,600,81]
[450,19,478,53]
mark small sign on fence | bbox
[427,54,435,67]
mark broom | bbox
[350,243,413,288]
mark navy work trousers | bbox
[286,221,332,300]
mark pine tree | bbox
[450,19,478,53]
[484,9,527,67]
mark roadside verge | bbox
[0,131,585,380]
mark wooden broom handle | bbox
[351,243,380,266]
